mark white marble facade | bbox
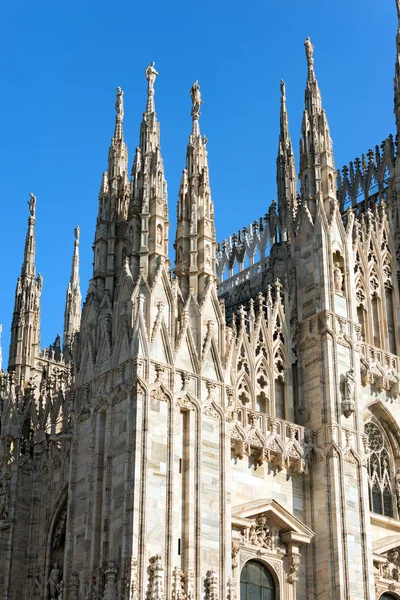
[2,12,400,600]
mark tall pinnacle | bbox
[299,38,336,216]
[279,80,290,142]
[108,86,128,180]
[304,37,322,115]
[175,80,215,299]
[63,226,82,358]
[21,193,37,278]
[8,195,42,379]
[277,81,297,238]
[128,62,169,281]
[394,0,400,147]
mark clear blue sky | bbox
[0,0,396,365]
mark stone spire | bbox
[276,80,297,240]
[93,87,130,300]
[128,62,169,281]
[175,81,216,300]
[299,38,336,218]
[8,194,43,381]
[394,0,400,148]
[0,324,2,372]
[63,226,82,360]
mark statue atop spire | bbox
[304,37,316,82]
[145,62,158,113]
[115,86,124,119]
[280,79,286,99]
[190,80,203,119]
[28,193,36,217]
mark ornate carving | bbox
[48,562,62,600]
[288,554,300,584]
[102,562,118,600]
[68,572,79,600]
[205,569,218,600]
[342,368,355,417]
[0,472,10,524]
[171,567,184,600]
[249,516,272,549]
[232,540,241,569]
[149,555,164,600]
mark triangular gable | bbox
[232,498,314,543]
[202,336,223,381]
[175,331,199,373]
[150,319,173,365]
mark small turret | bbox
[299,38,336,218]
[8,194,43,381]
[175,81,216,300]
[128,62,169,281]
[63,226,82,361]
[276,80,297,240]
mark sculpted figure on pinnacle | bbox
[28,193,36,217]
[190,80,203,119]
[304,36,314,64]
[145,62,158,95]
[115,86,124,118]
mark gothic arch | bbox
[240,557,281,600]
[43,485,68,600]
[364,400,400,458]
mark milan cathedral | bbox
[2,8,400,600]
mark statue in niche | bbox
[334,266,343,293]
[205,245,211,268]
[342,368,356,417]
[48,562,62,599]
[156,224,163,246]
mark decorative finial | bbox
[115,87,124,119]
[304,37,314,65]
[74,225,80,242]
[145,62,158,96]
[190,80,203,120]
[397,0,400,22]
[280,79,286,100]
[28,193,36,217]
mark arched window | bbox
[380,594,398,600]
[240,561,276,600]
[365,422,394,517]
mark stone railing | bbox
[230,410,322,474]
[336,135,394,212]
[217,260,266,295]
[359,342,400,395]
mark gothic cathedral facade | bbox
[3,10,400,600]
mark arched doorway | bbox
[380,594,398,600]
[240,560,276,600]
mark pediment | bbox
[232,498,314,545]
[373,535,400,556]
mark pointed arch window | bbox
[240,561,276,600]
[365,422,394,517]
